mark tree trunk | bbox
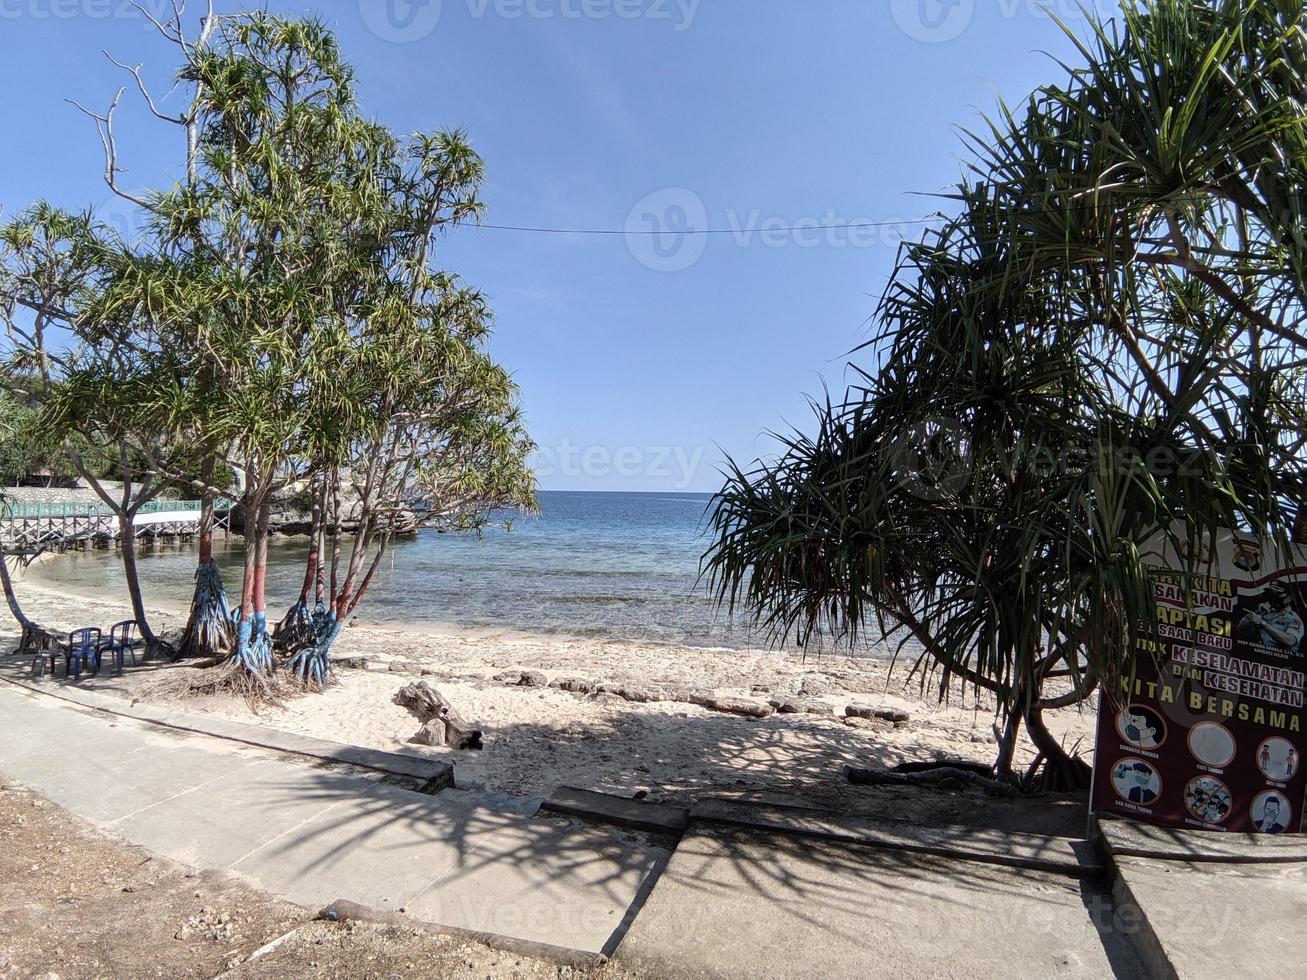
[0,545,44,654]
[117,511,160,649]
[178,459,233,660]
[1024,701,1092,790]
[1295,505,1307,546]
[231,487,273,676]
[274,477,322,652]
[992,710,1022,781]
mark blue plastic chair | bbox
[98,620,142,673]
[63,627,101,680]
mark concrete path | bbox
[616,824,1146,979]
[0,682,669,956]
[1100,821,1307,979]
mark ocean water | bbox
[32,490,782,649]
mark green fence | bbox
[0,499,206,520]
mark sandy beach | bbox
[3,573,1098,818]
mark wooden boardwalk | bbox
[0,500,228,554]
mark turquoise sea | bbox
[34,490,779,649]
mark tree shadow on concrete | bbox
[483,712,1090,838]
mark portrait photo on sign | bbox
[1112,758,1162,805]
[1234,582,1304,656]
[1184,776,1233,824]
[1257,737,1299,782]
[1188,721,1237,769]
[1252,790,1293,834]
[1117,704,1167,750]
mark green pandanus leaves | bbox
[704,0,1307,787]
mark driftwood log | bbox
[393,681,483,750]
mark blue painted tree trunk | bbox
[286,604,340,690]
[231,608,274,675]
[178,559,234,660]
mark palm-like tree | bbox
[706,0,1306,788]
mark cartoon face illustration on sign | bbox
[1257,738,1299,782]
[1112,759,1162,805]
[1252,791,1293,834]
[1117,705,1166,750]
[1184,776,1233,824]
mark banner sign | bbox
[1091,528,1307,833]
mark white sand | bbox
[4,574,1098,812]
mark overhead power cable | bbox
[475,218,941,236]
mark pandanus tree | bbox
[268,134,538,687]
[0,3,237,660]
[706,0,1307,788]
[109,14,533,690]
[0,206,181,652]
[277,327,536,689]
[2,11,535,692]
[129,16,376,688]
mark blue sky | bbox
[0,0,1100,492]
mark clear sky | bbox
[0,0,1103,492]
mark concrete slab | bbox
[542,786,689,836]
[0,682,668,956]
[1098,816,1307,864]
[226,785,473,912]
[113,759,356,869]
[616,825,1145,980]
[691,798,1101,876]
[403,813,672,954]
[1,673,451,785]
[1111,855,1307,980]
[0,688,268,823]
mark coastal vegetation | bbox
[0,9,535,694]
[707,0,1307,788]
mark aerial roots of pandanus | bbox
[286,604,340,691]
[177,559,234,660]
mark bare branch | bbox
[66,89,155,212]
[104,52,184,124]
